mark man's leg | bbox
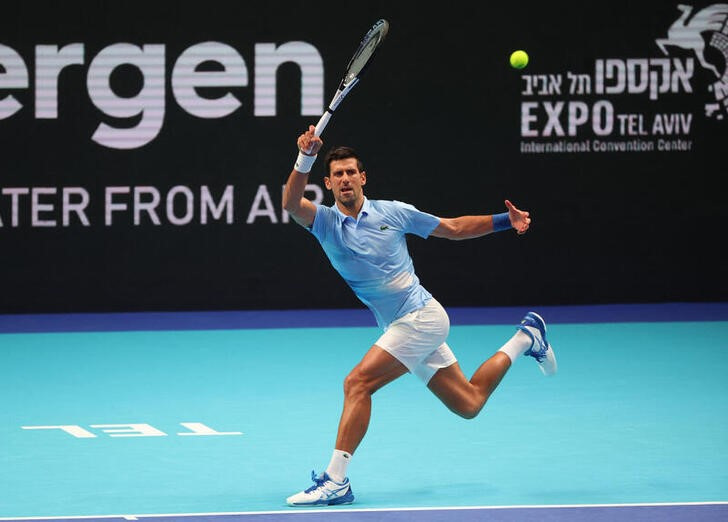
[335,345,409,454]
[286,345,407,507]
[427,353,511,419]
[427,311,557,418]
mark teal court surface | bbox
[1,303,727,521]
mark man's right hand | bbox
[297,125,323,156]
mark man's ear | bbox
[324,176,332,189]
[360,171,366,186]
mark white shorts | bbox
[375,298,457,384]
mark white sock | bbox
[326,449,351,483]
[497,329,533,363]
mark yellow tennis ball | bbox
[510,50,529,69]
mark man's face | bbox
[324,157,367,209]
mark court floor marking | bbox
[2,501,727,520]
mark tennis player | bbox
[282,125,557,506]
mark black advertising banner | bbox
[1,1,726,313]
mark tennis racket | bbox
[313,18,389,137]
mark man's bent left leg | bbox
[427,352,511,419]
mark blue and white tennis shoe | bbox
[517,311,557,376]
[286,470,355,506]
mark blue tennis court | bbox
[1,303,727,521]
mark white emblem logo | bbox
[656,3,728,119]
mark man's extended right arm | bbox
[282,125,323,227]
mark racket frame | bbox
[313,19,388,137]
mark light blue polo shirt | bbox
[309,197,441,329]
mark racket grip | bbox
[314,112,332,136]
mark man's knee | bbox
[343,367,375,397]
[456,401,483,420]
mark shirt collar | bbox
[333,196,370,223]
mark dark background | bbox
[1,1,726,314]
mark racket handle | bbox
[313,81,356,136]
[314,112,332,137]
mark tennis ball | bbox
[510,50,529,69]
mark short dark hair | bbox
[324,146,365,175]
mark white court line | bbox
[1,501,727,520]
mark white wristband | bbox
[294,151,317,174]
